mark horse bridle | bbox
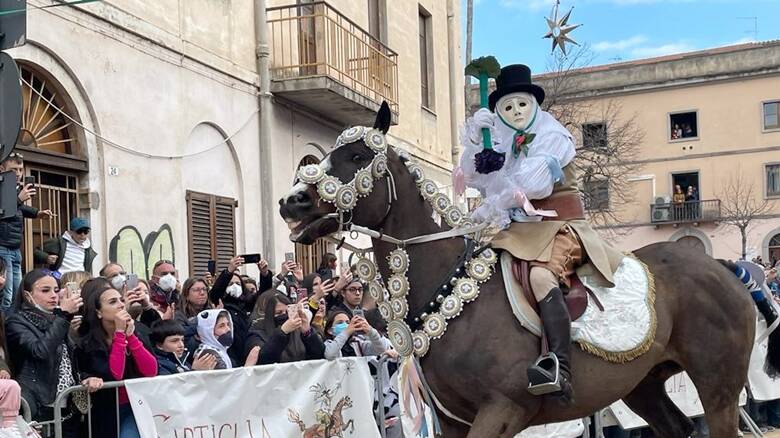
[297,126,486,250]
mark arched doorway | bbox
[294,155,332,274]
[768,232,780,267]
[17,63,88,272]
[676,235,706,253]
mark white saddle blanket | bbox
[501,252,656,361]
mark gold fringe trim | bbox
[574,253,658,364]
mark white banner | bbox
[125,358,381,438]
[748,316,780,401]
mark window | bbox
[669,111,698,140]
[767,164,780,198]
[418,6,433,109]
[186,191,237,278]
[764,101,780,130]
[367,0,386,44]
[583,179,610,211]
[581,122,607,150]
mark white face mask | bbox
[110,274,127,290]
[26,292,51,314]
[496,92,537,131]
[226,284,243,298]
[159,274,177,292]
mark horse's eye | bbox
[352,154,363,162]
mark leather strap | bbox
[534,193,586,222]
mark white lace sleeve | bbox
[507,132,576,200]
[459,114,500,194]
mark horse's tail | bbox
[717,259,780,377]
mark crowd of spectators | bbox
[0,148,399,438]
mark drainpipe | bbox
[254,0,276,267]
[446,0,463,170]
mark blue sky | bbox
[463,0,780,74]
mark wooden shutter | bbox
[187,191,237,277]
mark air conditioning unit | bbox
[655,195,672,205]
[653,206,670,222]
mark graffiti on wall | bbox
[108,224,175,280]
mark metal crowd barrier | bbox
[34,367,768,438]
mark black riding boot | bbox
[527,287,574,404]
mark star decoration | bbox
[543,1,581,56]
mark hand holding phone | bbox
[66,282,80,297]
[241,253,261,264]
[352,308,365,319]
[126,273,139,290]
[23,176,35,186]
[287,304,300,321]
[285,252,295,263]
[297,287,309,303]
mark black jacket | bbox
[247,327,325,365]
[153,347,189,375]
[5,306,77,418]
[32,235,98,273]
[209,269,265,364]
[0,194,38,249]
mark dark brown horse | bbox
[279,105,780,437]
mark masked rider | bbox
[460,64,623,404]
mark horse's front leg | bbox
[466,392,536,438]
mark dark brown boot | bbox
[527,287,574,404]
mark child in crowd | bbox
[194,309,249,370]
[151,320,217,375]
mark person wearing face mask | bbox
[150,320,217,374]
[323,310,394,360]
[76,281,157,438]
[245,293,325,365]
[209,256,256,365]
[33,217,97,278]
[5,270,84,437]
[192,309,253,369]
[460,64,624,405]
[147,260,180,319]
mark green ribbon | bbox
[0,0,103,17]
[497,105,539,158]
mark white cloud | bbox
[629,42,696,58]
[593,35,648,52]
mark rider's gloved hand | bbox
[466,108,495,145]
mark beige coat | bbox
[490,165,624,287]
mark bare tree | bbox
[718,171,772,260]
[539,46,645,234]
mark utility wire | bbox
[0,0,103,16]
[20,76,260,159]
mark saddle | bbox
[511,258,603,321]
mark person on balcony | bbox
[672,185,686,221]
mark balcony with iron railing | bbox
[650,199,722,226]
[267,2,399,126]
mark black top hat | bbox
[488,64,546,111]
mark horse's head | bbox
[280,102,400,244]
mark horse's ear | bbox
[373,101,391,134]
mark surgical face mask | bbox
[226,284,242,298]
[110,274,127,290]
[332,322,349,336]
[158,274,177,292]
[26,292,52,314]
[217,331,233,347]
[496,92,537,131]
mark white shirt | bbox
[59,232,89,274]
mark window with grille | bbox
[583,179,610,211]
[186,191,237,277]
